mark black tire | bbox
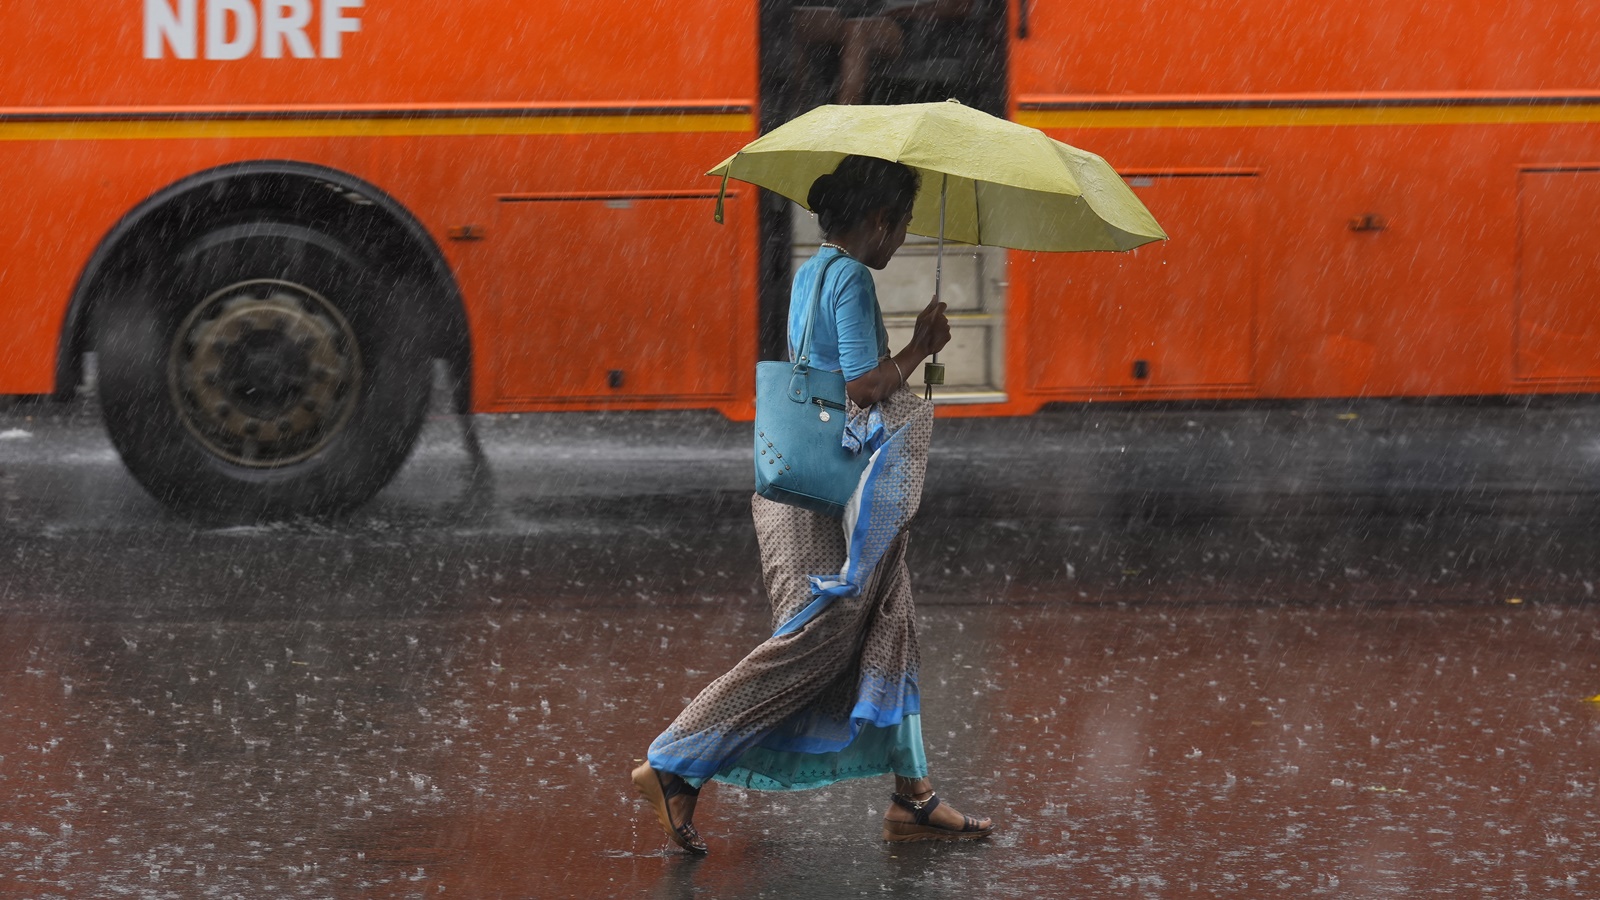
[94,221,432,518]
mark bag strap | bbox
[791,253,849,368]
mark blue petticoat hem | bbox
[647,675,922,785]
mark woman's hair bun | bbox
[807,156,919,236]
[806,172,841,219]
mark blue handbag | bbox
[754,255,870,517]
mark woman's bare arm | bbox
[846,297,951,407]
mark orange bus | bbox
[3,1,1597,516]
[2,1,762,515]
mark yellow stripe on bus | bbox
[1016,104,1600,129]
[13,105,1594,140]
[0,113,754,142]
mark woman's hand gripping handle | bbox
[911,296,952,358]
[846,296,951,408]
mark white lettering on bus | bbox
[262,0,315,59]
[206,0,257,60]
[321,0,363,59]
[145,0,198,59]
[142,0,362,60]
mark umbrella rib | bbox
[898,104,937,169]
[894,108,919,166]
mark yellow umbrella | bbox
[709,99,1167,254]
[709,99,1166,394]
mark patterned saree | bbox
[648,387,934,790]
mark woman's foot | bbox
[631,762,708,855]
[882,778,993,842]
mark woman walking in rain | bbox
[631,154,992,854]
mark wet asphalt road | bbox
[2,396,1600,898]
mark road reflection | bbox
[4,595,1596,897]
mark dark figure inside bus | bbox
[790,0,987,107]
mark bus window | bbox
[780,0,1007,118]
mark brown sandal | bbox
[631,763,708,855]
[882,791,993,842]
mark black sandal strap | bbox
[660,772,700,800]
[654,769,707,853]
[889,791,942,826]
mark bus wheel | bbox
[94,222,432,518]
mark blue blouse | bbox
[787,247,889,381]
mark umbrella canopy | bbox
[709,99,1166,253]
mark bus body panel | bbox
[0,1,760,415]
[3,1,753,107]
[1011,2,1600,99]
[1008,0,1600,402]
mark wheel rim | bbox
[167,279,364,468]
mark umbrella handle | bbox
[926,174,948,401]
[934,173,946,304]
[923,360,945,401]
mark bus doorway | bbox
[760,0,1011,402]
